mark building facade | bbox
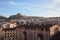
[0,19,59,40]
[1,28,17,40]
[16,20,52,40]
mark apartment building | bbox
[0,22,16,28]
[16,20,53,40]
[0,19,59,40]
[2,27,17,40]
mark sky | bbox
[0,0,60,17]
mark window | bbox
[5,31,6,32]
[34,28,36,30]
[54,27,59,33]
[8,36,9,37]
[23,31,27,40]
[0,25,1,28]
[31,28,33,30]
[13,38,15,40]
[5,36,7,38]
[9,39,10,40]
[5,33,6,35]
[41,28,44,31]
[37,34,43,40]
[13,35,14,37]
[8,33,9,35]
[10,35,12,37]
[46,29,48,31]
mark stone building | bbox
[0,19,59,40]
[0,22,16,28]
[50,25,59,36]
[0,29,3,40]
[2,27,17,40]
[16,20,54,40]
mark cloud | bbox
[53,0,60,3]
[22,0,60,17]
[0,1,43,7]
[7,1,18,5]
[0,0,60,17]
[0,1,18,6]
[42,0,60,17]
[0,8,5,11]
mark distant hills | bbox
[0,15,8,19]
[0,13,60,22]
[9,13,44,20]
[9,13,27,20]
[0,16,8,22]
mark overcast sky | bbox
[0,0,60,17]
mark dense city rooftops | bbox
[17,19,57,28]
[0,13,60,29]
[2,27,16,31]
